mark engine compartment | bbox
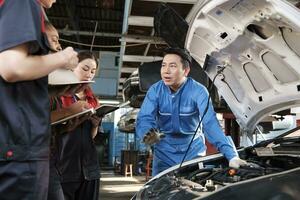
[135,136,300,200]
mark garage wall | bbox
[91,51,119,97]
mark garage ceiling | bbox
[46,0,194,99]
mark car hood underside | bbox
[186,0,300,133]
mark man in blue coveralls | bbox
[136,48,247,176]
[0,0,78,199]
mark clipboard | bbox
[51,101,130,126]
[94,101,130,117]
[51,108,94,126]
[95,105,120,117]
[48,69,94,96]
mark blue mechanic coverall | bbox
[136,77,238,175]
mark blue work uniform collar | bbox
[165,77,189,95]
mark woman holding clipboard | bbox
[49,51,101,200]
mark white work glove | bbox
[143,128,165,145]
[229,157,248,169]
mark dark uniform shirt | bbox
[55,121,101,182]
[51,95,100,182]
[0,0,50,161]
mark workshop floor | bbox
[100,170,148,200]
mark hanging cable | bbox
[90,21,98,51]
[59,38,147,48]
[177,57,226,172]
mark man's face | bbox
[160,54,190,91]
[40,0,56,8]
[45,27,62,52]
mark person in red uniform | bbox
[50,51,102,200]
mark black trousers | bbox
[0,160,49,200]
[61,179,100,200]
[48,164,65,200]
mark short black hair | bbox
[164,47,192,68]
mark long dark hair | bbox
[77,51,98,68]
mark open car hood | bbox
[186,0,300,133]
[132,126,300,200]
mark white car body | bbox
[186,0,300,135]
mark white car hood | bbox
[186,0,300,133]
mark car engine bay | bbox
[134,135,300,200]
